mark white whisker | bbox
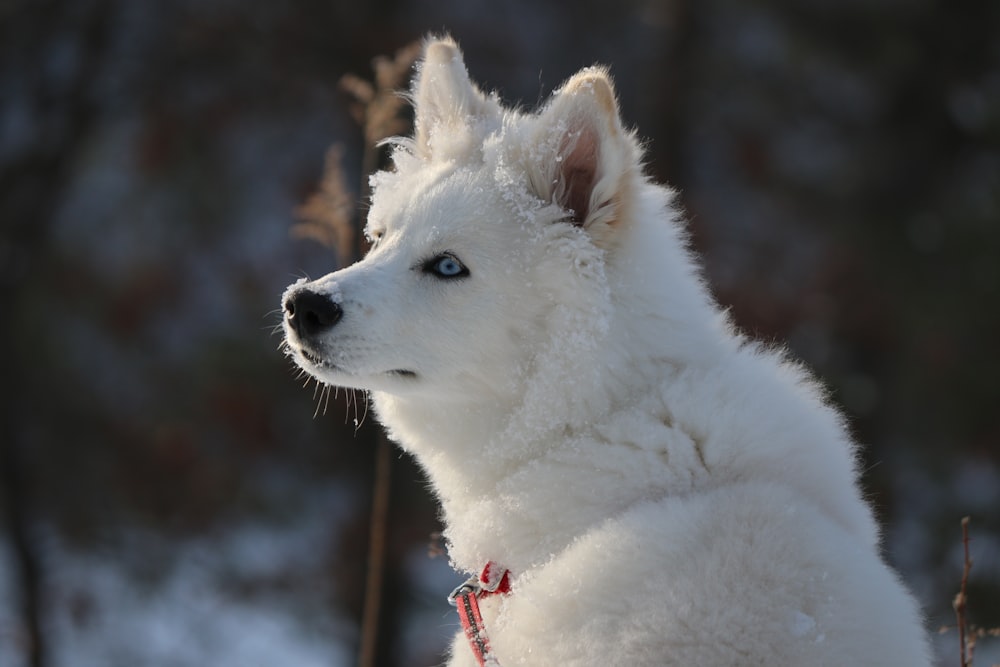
[355,391,370,433]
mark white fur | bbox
[282,36,931,666]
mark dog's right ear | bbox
[411,36,500,159]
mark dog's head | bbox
[282,37,644,407]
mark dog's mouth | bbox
[294,345,417,380]
[298,346,335,370]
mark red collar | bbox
[478,560,512,596]
[448,561,511,666]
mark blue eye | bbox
[427,254,469,278]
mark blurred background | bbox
[1,0,998,665]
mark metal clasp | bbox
[448,575,481,606]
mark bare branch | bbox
[953,516,973,667]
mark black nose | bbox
[284,290,343,338]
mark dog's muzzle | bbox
[283,289,343,340]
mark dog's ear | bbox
[530,68,636,236]
[411,36,499,158]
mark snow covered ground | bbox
[0,478,459,667]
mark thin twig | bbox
[953,516,973,667]
[0,442,44,667]
[358,434,392,667]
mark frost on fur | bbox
[411,36,502,159]
[282,36,933,667]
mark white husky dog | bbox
[282,37,931,666]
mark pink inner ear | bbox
[559,125,599,226]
